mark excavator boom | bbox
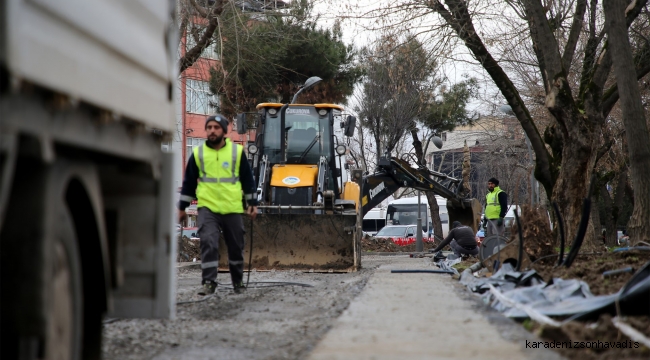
[361,156,483,233]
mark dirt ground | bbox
[181,234,442,261]
[527,314,650,360]
[102,262,376,360]
[494,206,650,359]
[177,236,201,263]
[146,234,650,360]
[523,249,650,360]
[530,250,650,296]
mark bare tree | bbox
[603,0,650,244]
[356,32,436,164]
[341,0,650,244]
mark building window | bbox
[186,137,205,161]
[186,79,218,115]
[185,33,219,60]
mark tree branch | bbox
[586,0,648,100]
[602,63,650,118]
[430,0,555,193]
[595,133,614,165]
[179,17,189,48]
[562,0,587,71]
[522,0,565,78]
[178,1,226,73]
[624,0,648,27]
[189,0,209,18]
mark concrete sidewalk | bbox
[308,256,564,360]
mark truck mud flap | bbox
[218,213,359,272]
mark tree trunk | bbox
[409,128,445,241]
[462,141,471,196]
[551,130,598,248]
[610,169,628,245]
[590,193,604,247]
[604,0,650,245]
[355,123,367,172]
[425,192,444,242]
[600,183,618,247]
[374,123,382,168]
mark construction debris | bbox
[508,205,554,259]
[177,235,201,262]
[460,260,650,322]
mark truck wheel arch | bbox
[0,157,111,359]
[63,168,111,314]
[56,161,111,359]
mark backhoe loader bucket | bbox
[218,213,360,272]
[447,198,483,233]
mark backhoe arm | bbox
[360,155,482,232]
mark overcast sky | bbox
[310,0,495,116]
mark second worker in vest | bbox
[177,114,258,295]
[483,177,508,237]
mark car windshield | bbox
[387,203,428,231]
[263,107,332,164]
[376,227,407,236]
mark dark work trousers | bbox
[486,219,505,237]
[449,240,479,257]
[197,207,245,286]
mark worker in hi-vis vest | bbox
[178,114,258,296]
[483,177,508,237]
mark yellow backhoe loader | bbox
[218,78,482,272]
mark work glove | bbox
[496,218,503,226]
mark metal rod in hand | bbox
[247,216,253,287]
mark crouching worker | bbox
[429,221,478,257]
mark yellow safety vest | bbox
[485,186,503,219]
[193,139,244,214]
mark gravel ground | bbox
[102,258,390,360]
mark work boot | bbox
[198,280,217,295]
[233,282,246,294]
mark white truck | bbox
[0,1,177,358]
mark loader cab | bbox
[249,103,350,208]
[261,106,333,165]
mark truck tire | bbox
[44,202,84,360]
[0,162,84,360]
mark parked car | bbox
[373,225,431,246]
[476,227,486,245]
[176,227,199,239]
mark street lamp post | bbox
[291,76,322,104]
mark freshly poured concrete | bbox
[308,256,564,360]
